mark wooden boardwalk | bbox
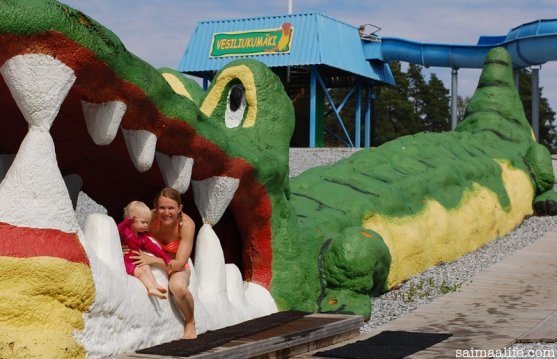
[298,228,557,358]
[112,313,363,359]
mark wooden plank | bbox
[236,316,348,341]
[518,310,557,342]
[185,314,363,359]
[110,354,169,359]
[249,328,361,359]
[112,314,361,359]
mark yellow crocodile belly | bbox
[362,160,534,287]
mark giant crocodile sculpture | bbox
[1,0,556,357]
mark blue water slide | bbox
[364,19,557,69]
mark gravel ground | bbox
[361,214,557,359]
[289,147,360,177]
[362,214,557,332]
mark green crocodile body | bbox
[0,1,556,356]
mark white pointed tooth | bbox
[62,173,83,210]
[0,154,15,183]
[226,266,278,320]
[225,264,252,319]
[191,176,240,226]
[121,128,157,172]
[81,100,126,145]
[194,223,243,329]
[155,152,193,194]
[243,283,278,317]
[0,132,78,232]
[0,54,75,131]
[195,224,227,298]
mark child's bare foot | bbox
[182,321,197,339]
[147,288,167,299]
[157,286,168,294]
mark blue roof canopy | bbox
[178,12,395,85]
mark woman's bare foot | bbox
[182,321,197,339]
[147,288,167,299]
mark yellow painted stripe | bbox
[162,72,193,101]
[0,256,95,358]
[362,160,534,288]
[200,64,258,128]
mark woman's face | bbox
[156,196,182,226]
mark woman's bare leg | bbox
[169,269,196,339]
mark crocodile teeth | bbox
[155,152,193,194]
[192,176,240,225]
[82,100,126,145]
[195,224,228,297]
[0,54,75,131]
[0,132,78,232]
[1,154,82,210]
[194,224,244,328]
[121,128,157,172]
[194,224,277,329]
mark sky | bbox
[60,0,557,111]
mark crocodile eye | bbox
[200,64,257,128]
[225,84,246,128]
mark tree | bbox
[456,95,470,123]
[373,62,422,145]
[407,64,426,117]
[516,68,557,153]
[421,73,450,132]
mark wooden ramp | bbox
[112,313,362,359]
[297,229,557,358]
[518,309,557,343]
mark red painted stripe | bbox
[0,222,90,265]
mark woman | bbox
[129,187,196,339]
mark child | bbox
[118,201,171,299]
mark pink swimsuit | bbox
[118,218,171,275]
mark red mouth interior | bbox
[0,31,272,287]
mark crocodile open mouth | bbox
[0,31,273,288]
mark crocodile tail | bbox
[456,47,534,145]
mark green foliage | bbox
[373,62,422,145]
[422,73,450,132]
[439,280,462,294]
[392,277,462,302]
